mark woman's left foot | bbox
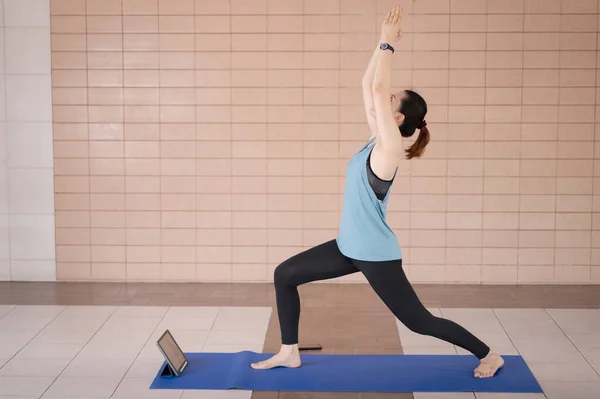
[474,351,504,378]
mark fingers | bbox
[384,11,391,24]
[394,5,403,24]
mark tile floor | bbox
[1,283,600,399]
[401,308,600,399]
[0,305,270,399]
[1,305,599,398]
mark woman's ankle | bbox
[280,343,299,353]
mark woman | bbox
[251,6,504,379]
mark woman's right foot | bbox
[251,344,302,370]
[474,350,504,378]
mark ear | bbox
[394,111,404,125]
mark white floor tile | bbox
[439,309,504,334]
[76,342,144,360]
[138,345,165,361]
[163,307,220,320]
[541,381,600,399]
[494,309,552,324]
[181,390,251,398]
[590,360,600,374]
[88,327,153,345]
[112,306,169,318]
[127,357,162,378]
[568,333,600,351]
[506,329,569,346]
[501,321,565,338]
[515,342,587,363]
[7,306,64,319]
[212,307,271,331]
[0,305,15,318]
[0,330,36,358]
[414,394,475,399]
[528,361,600,382]
[547,309,600,334]
[0,396,39,399]
[0,316,55,331]
[42,397,112,399]
[0,306,62,331]
[43,376,121,398]
[157,317,216,331]
[15,342,83,360]
[465,332,515,349]
[496,309,564,336]
[32,324,101,344]
[158,307,219,330]
[102,316,162,332]
[112,377,183,399]
[0,358,69,377]
[0,359,7,368]
[582,347,600,364]
[205,329,268,346]
[0,376,54,396]
[57,306,116,320]
[62,356,135,378]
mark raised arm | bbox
[372,6,403,152]
[362,44,382,139]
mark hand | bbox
[380,5,403,44]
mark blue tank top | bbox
[336,138,402,261]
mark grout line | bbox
[228,0,233,283]
[2,305,68,367]
[109,306,176,399]
[193,0,198,285]
[478,1,488,284]
[491,308,522,354]
[121,0,126,282]
[39,305,119,398]
[545,309,600,379]
[443,0,450,283]
[84,0,91,281]
[202,306,222,352]
[517,0,525,285]
[2,0,11,282]
[551,1,563,285]
[157,6,163,282]
[590,0,599,284]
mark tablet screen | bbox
[157,330,187,373]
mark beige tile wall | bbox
[51,0,600,284]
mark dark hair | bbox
[398,90,430,160]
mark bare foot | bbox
[251,344,302,370]
[474,351,504,378]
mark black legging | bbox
[274,239,490,359]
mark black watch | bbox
[380,42,395,54]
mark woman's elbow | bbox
[372,82,386,92]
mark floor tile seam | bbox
[544,309,600,379]
[38,306,119,399]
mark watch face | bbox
[380,43,388,49]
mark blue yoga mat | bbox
[150,352,543,393]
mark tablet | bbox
[156,329,188,377]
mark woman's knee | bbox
[273,259,298,287]
[401,310,437,335]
